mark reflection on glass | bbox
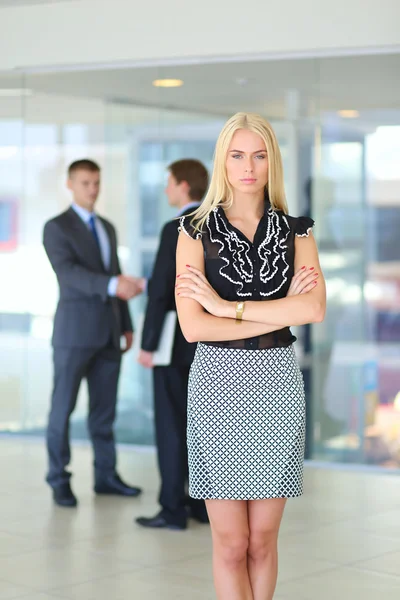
[138,140,215,237]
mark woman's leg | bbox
[206,499,253,600]
[247,498,287,600]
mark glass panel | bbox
[104,100,226,445]
[0,74,25,431]
[311,53,400,467]
[312,133,366,462]
[0,78,110,438]
[364,124,400,467]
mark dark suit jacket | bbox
[43,207,133,349]
[141,206,197,366]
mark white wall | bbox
[0,0,399,72]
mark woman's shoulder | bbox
[177,214,203,240]
[280,212,315,238]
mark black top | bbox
[178,202,314,350]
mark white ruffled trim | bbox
[178,216,202,239]
[207,209,253,297]
[206,207,290,298]
[295,227,313,238]
[258,209,290,297]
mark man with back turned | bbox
[136,159,209,530]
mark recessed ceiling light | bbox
[0,88,33,97]
[338,109,359,119]
[152,79,184,88]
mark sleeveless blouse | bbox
[179,203,314,349]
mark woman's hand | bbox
[287,266,319,297]
[176,265,230,318]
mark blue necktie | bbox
[88,215,101,252]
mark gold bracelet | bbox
[235,301,245,322]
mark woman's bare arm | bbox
[175,233,279,344]
[229,234,326,326]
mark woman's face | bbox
[226,129,268,195]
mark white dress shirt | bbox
[71,203,118,296]
[177,201,200,217]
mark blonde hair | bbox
[192,112,288,231]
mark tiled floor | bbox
[0,439,400,599]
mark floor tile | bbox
[1,438,400,600]
[0,579,35,600]
[281,520,400,564]
[52,568,215,600]
[351,509,400,538]
[0,548,136,591]
[277,566,400,600]
[355,550,400,577]
[0,532,59,557]
[18,595,67,600]
[71,526,211,567]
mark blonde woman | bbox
[175,112,326,600]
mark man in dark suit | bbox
[135,159,209,530]
[43,159,145,507]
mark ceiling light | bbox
[152,79,184,88]
[338,109,359,119]
[0,88,33,97]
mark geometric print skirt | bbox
[187,343,306,500]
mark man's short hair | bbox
[168,159,209,201]
[68,159,101,177]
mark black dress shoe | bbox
[94,473,142,497]
[52,482,78,508]
[135,512,187,531]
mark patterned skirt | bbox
[187,343,306,500]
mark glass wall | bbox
[312,100,400,466]
[1,54,399,466]
[0,74,25,431]
[0,76,109,438]
[103,102,225,443]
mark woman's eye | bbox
[232,154,242,159]
[256,155,266,159]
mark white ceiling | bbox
[0,53,399,125]
[27,54,400,113]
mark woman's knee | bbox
[248,528,279,562]
[214,532,250,568]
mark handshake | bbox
[116,275,146,301]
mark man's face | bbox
[165,172,188,207]
[67,169,100,211]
